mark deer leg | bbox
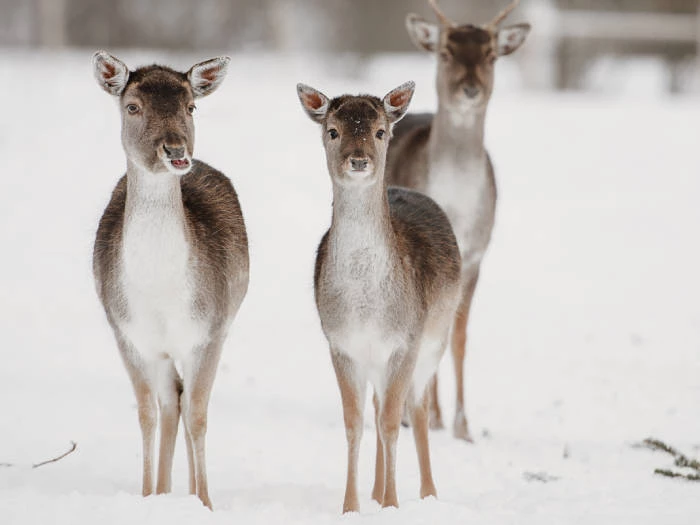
[409,387,437,498]
[331,351,366,514]
[182,396,196,495]
[427,374,444,430]
[371,392,384,505]
[155,358,181,494]
[452,267,479,442]
[378,354,415,509]
[117,339,157,497]
[182,340,224,510]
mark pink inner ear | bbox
[389,90,409,108]
[303,91,324,111]
[199,66,218,82]
[102,61,116,79]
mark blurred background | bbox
[1,0,699,94]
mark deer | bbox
[91,51,249,510]
[385,0,531,442]
[297,81,461,513]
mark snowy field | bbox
[1,49,699,524]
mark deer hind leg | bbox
[371,392,384,505]
[182,340,224,510]
[452,267,480,442]
[409,386,437,498]
[377,353,415,509]
[331,351,367,514]
[155,358,181,494]
[117,339,157,497]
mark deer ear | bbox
[406,14,439,52]
[383,81,415,124]
[297,83,329,124]
[187,57,230,98]
[93,51,129,96]
[497,23,531,56]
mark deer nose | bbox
[463,85,480,99]
[163,144,185,160]
[350,157,369,171]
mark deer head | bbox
[92,51,230,175]
[297,82,415,186]
[406,0,530,112]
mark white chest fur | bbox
[323,219,406,388]
[118,185,209,362]
[426,157,490,267]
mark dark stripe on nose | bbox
[350,158,368,170]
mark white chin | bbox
[343,169,372,180]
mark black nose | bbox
[464,85,480,99]
[350,158,368,171]
[163,144,185,160]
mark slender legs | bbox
[118,340,157,497]
[334,345,440,512]
[371,393,384,504]
[118,336,222,510]
[331,351,367,514]
[409,389,437,499]
[427,375,444,430]
[451,268,480,442]
[155,360,181,494]
[181,340,224,510]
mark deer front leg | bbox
[452,267,479,442]
[155,359,181,494]
[378,353,415,508]
[331,351,367,514]
[182,399,196,495]
[409,387,437,498]
[117,339,157,497]
[371,392,384,504]
[182,340,224,510]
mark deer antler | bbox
[487,0,520,30]
[428,0,454,27]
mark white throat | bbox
[118,165,208,361]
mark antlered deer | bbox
[92,52,249,509]
[386,0,530,441]
[297,81,461,513]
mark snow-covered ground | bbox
[1,50,699,524]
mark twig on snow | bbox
[0,441,77,469]
[32,441,77,469]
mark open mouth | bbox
[170,158,190,170]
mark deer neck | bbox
[124,161,186,225]
[429,105,488,169]
[122,161,191,285]
[328,176,394,271]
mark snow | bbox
[1,49,699,524]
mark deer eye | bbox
[126,104,139,114]
[376,129,385,140]
[187,104,196,115]
[328,128,339,140]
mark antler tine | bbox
[428,0,455,27]
[487,0,520,30]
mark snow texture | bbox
[0,50,699,524]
